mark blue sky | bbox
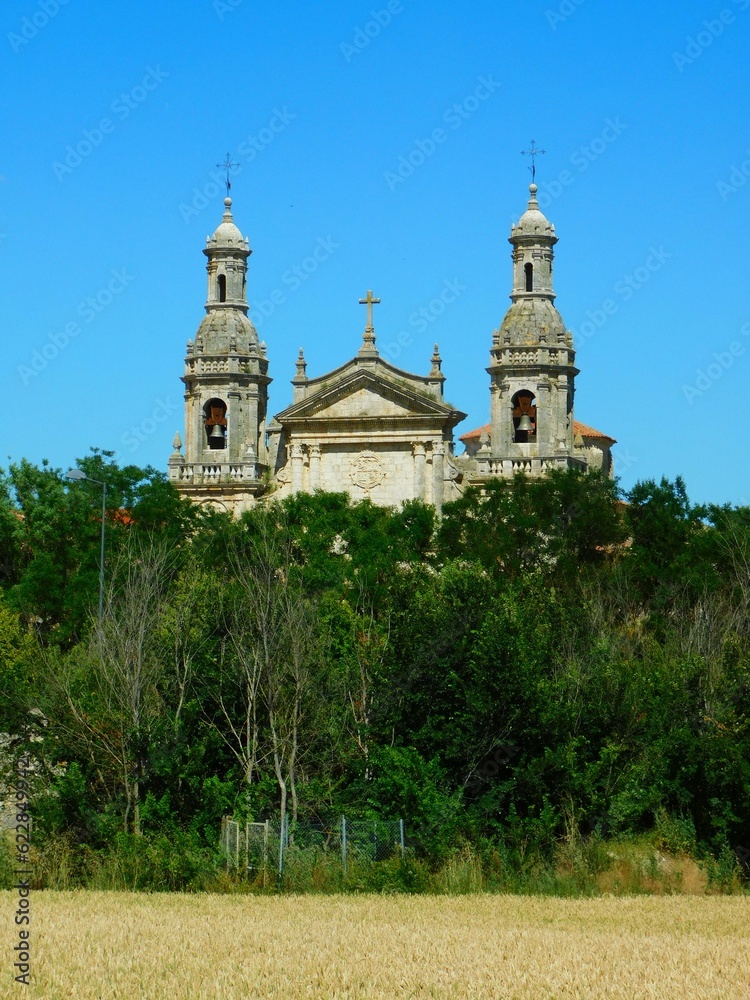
[2,0,750,505]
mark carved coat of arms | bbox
[349,451,385,491]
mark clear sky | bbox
[2,0,750,505]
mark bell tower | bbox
[479,182,584,477]
[169,198,271,513]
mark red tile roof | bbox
[459,421,615,444]
[458,424,490,442]
[572,421,616,442]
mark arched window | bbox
[203,398,227,450]
[512,390,537,443]
[217,274,227,302]
[524,262,533,293]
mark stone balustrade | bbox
[170,463,261,483]
[475,455,586,478]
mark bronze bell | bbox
[209,423,225,442]
[517,415,533,433]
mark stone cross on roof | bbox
[358,289,381,356]
[359,289,381,331]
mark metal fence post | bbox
[400,818,405,859]
[263,819,269,888]
[342,815,347,876]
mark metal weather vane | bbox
[521,140,546,183]
[216,152,240,197]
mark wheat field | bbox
[2,890,749,998]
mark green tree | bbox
[3,451,197,645]
[437,468,625,581]
[624,476,712,608]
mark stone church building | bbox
[168,184,614,514]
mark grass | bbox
[2,891,750,998]
[11,826,745,896]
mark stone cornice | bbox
[275,367,465,425]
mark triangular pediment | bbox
[313,385,424,419]
[275,366,463,424]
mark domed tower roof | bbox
[206,197,249,251]
[193,309,259,354]
[510,184,556,240]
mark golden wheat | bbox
[2,891,749,998]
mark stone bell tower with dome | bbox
[168,197,271,513]
[460,180,614,480]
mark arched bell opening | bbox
[524,262,533,293]
[512,390,537,443]
[217,274,227,302]
[203,398,227,450]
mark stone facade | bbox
[268,308,466,513]
[169,186,614,514]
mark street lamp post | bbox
[65,469,107,628]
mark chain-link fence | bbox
[220,815,405,881]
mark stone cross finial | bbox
[216,152,240,197]
[521,140,546,182]
[430,344,443,375]
[295,348,308,377]
[359,289,381,331]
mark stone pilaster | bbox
[412,442,426,500]
[309,443,321,490]
[291,442,305,493]
[432,440,445,513]
[227,389,241,461]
